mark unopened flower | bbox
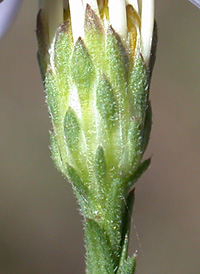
[0,0,22,39]
[37,0,156,179]
[37,1,157,273]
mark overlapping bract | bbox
[37,3,156,273]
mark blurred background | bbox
[0,1,200,273]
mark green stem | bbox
[83,187,136,274]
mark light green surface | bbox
[0,1,200,273]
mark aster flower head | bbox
[37,2,156,273]
[37,0,157,214]
[37,0,156,186]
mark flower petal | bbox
[0,0,22,39]
[69,0,84,43]
[189,0,200,9]
[109,0,127,39]
[140,0,154,65]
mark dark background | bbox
[0,1,200,273]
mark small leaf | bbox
[120,189,135,255]
[71,38,95,101]
[142,103,152,153]
[94,146,107,185]
[64,108,80,151]
[127,158,151,190]
[117,257,136,274]
[148,20,158,84]
[128,54,148,122]
[96,75,117,127]
[67,165,92,216]
[36,10,49,79]
[54,21,73,92]
[85,219,115,274]
[106,26,129,89]
[84,4,105,71]
[54,22,73,68]
[104,178,125,260]
[128,117,142,166]
[45,70,60,126]
[117,190,136,273]
[49,131,64,173]
[84,4,104,35]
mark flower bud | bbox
[37,0,156,187]
[37,1,157,272]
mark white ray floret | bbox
[40,0,155,65]
[109,0,127,40]
[69,0,84,44]
[140,0,154,65]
